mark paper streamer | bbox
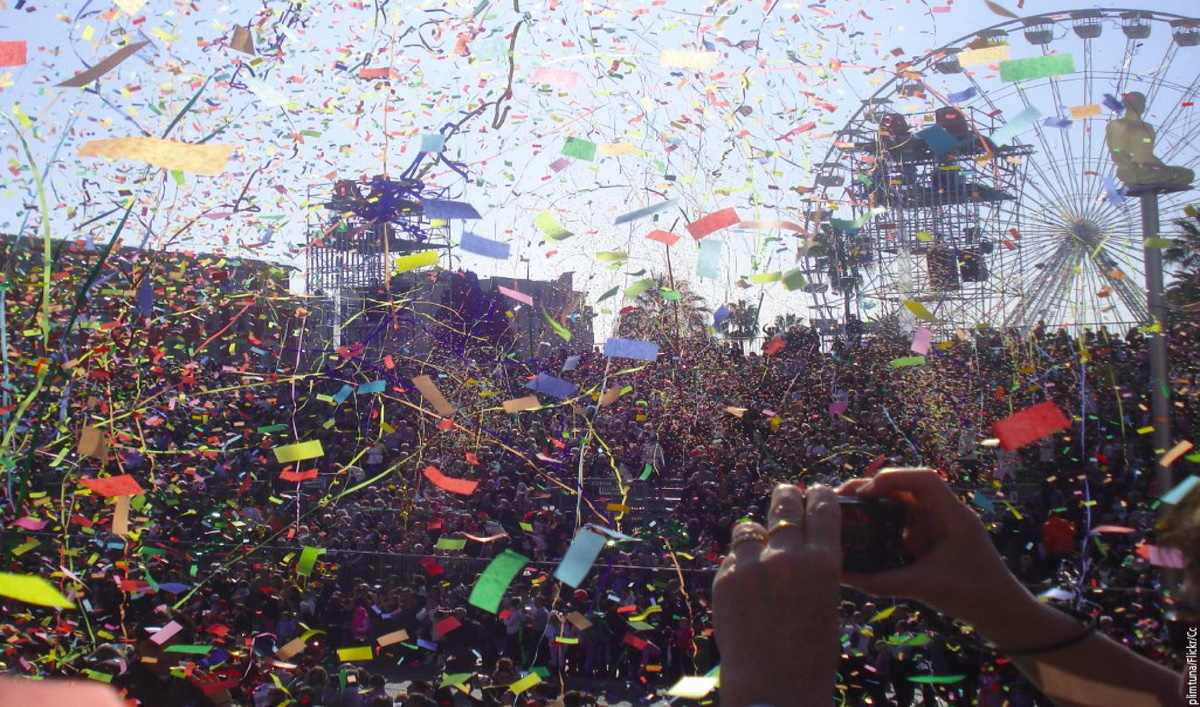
[530,66,579,88]
[468,550,529,613]
[58,41,150,87]
[112,496,131,537]
[958,45,1009,67]
[562,137,597,161]
[337,646,374,662]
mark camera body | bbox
[839,496,910,573]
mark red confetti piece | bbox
[991,401,1070,451]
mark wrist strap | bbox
[988,608,1097,656]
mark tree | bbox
[1164,208,1200,314]
[616,276,715,354]
[723,299,760,340]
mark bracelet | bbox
[988,611,1097,656]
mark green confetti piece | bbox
[624,278,656,298]
[782,268,808,291]
[296,546,324,577]
[562,137,597,161]
[533,211,573,240]
[468,550,529,614]
[999,53,1074,82]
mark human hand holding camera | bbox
[836,467,1080,654]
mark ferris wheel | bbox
[802,9,1200,332]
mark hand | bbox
[713,484,841,707]
[837,468,1031,631]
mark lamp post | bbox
[1105,90,1195,495]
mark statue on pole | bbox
[1106,91,1195,193]
[1106,90,1193,496]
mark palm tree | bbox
[1164,208,1200,313]
[617,275,714,353]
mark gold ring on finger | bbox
[768,519,803,537]
[729,531,768,551]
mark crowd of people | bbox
[1,238,1199,705]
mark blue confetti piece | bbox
[357,380,386,395]
[697,239,722,280]
[333,384,354,404]
[554,528,607,588]
[420,133,446,152]
[1043,116,1072,129]
[526,373,579,399]
[915,125,958,155]
[1103,176,1127,205]
[947,87,977,104]
[713,304,730,328]
[1162,475,1200,505]
[421,199,481,220]
[603,337,660,362]
[1103,93,1125,114]
[459,231,510,259]
[613,198,676,225]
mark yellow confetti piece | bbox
[508,673,542,695]
[112,0,148,14]
[79,138,236,176]
[749,271,782,284]
[957,44,1009,67]
[661,50,718,69]
[1069,104,1102,119]
[1162,441,1195,468]
[336,646,374,662]
[393,250,440,273]
[0,573,76,609]
[273,440,324,464]
[667,676,719,699]
[902,300,938,322]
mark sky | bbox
[1,0,1197,344]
